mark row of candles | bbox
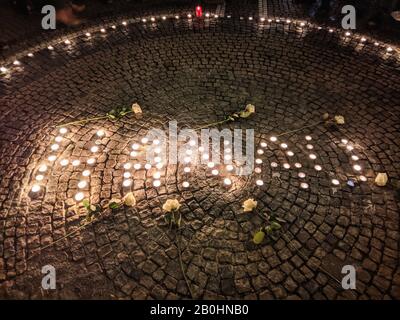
[31,125,369,201]
[1,12,397,75]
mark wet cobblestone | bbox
[0,8,399,300]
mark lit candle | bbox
[224,178,232,186]
[260,142,267,148]
[300,182,309,189]
[212,169,219,176]
[283,163,290,169]
[306,144,313,150]
[255,159,262,164]
[131,143,140,150]
[59,128,68,134]
[82,170,91,177]
[87,158,96,165]
[144,163,152,170]
[207,162,215,168]
[154,156,162,163]
[226,165,234,172]
[153,139,160,145]
[75,192,84,201]
[287,151,294,157]
[314,165,322,171]
[270,136,277,142]
[48,155,57,162]
[280,143,288,149]
[90,146,99,153]
[305,136,312,141]
[141,137,148,144]
[72,160,80,166]
[332,179,340,186]
[123,179,132,187]
[341,139,348,144]
[78,180,87,189]
[257,149,264,155]
[38,164,48,172]
[353,164,362,171]
[51,144,59,151]
[156,163,163,169]
[36,175,44,181]
[359,175,367,182]
[55,136,63,143]
[254,167,262,173]
[298,172,306,178]
[123,163,132,170]
[96,130,105,137]
[153,180,161,187]
[346,145,354,151]
[153,172,161,179]
[31,184,41,193]
[133,163,141,170]
[123,172,131,178]
[182,181,189,188]
[60,159,69,166]
[184,167,191,173]
[271,162,278,168]
[309,154,317,160]
[130,151,138,157]
[294,163,302,168]
[351,155,359,161]
[256,180,264,186]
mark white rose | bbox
[334,115,345,125]
[132,103,142,114]
[242,198,257,212]
[123,192,136,207]
[245,104,255,114]
[162,199,181,212]
[375,173,388,187]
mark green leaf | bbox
[82,199,90,209]
[270,221,282,231]
[109,202,120,210]
[253,230,265,244]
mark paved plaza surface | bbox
[0,1,399,300]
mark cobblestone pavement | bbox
[0,2,400,300]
